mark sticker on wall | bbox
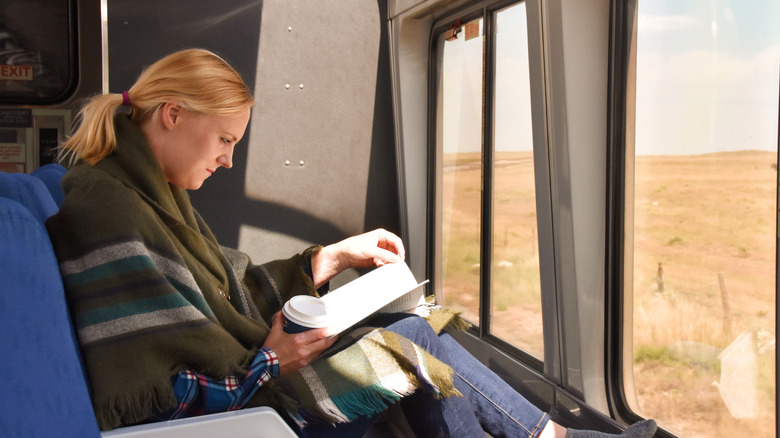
[464,20,480,41]
[0,109,32,128]
[0,142,25,173]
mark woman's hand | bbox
[310,228,405,288]
[263,312,338,376]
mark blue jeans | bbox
[295,314,550,438]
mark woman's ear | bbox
[160,102,183,131]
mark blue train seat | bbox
[0,169,297,438]
[0,170,59,222]
[31,163,67,206]
[0,195,100,437]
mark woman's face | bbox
[154,107,251,190]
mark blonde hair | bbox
[61,49,255,165]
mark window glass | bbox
[490,3,543,359]
[436,3,543,360]
[438,17,485,326]
[630,2,778,437]
[0,0,76,103]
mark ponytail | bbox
[60,93,125,166]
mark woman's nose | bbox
[218,148,233,169]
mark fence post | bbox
[718,272,732,337]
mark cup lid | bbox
[283,295,329,327]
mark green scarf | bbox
[47,115,460,430]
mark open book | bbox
[283,261,429,336]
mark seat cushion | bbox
[31,163,67,206]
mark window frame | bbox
[605,0,643,426]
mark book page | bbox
[320,261,428,335]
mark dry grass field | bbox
[632,151,776,438]
[439,150,776,437]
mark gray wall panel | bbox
[247,0,380,234]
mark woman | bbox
[47,49,655,438]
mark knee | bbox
[395,314,433,332]
[386,315,438,345]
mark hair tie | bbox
[121,91,131,106]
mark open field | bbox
[439,150,776,437]
[632,151,776,438]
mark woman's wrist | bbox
[310,244,342,289]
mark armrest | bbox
[100,407,297,438]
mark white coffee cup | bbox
[282,295,329,333]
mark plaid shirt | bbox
[158,347,280,420]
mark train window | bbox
[434,1,544,360]
[625,1,778,437]
[0,0,77,104]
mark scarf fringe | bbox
[95,378,177,430]
[425,368,462,399]
[330,381,415,422]
[95,352,254,430]
[288,378,415,427]
[425,302,473,334]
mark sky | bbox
[635,0,780,155]
[442,1,780,157]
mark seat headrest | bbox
[31,163,67,206]
[0,172,59,223]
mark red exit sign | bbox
[0,65,33,81]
